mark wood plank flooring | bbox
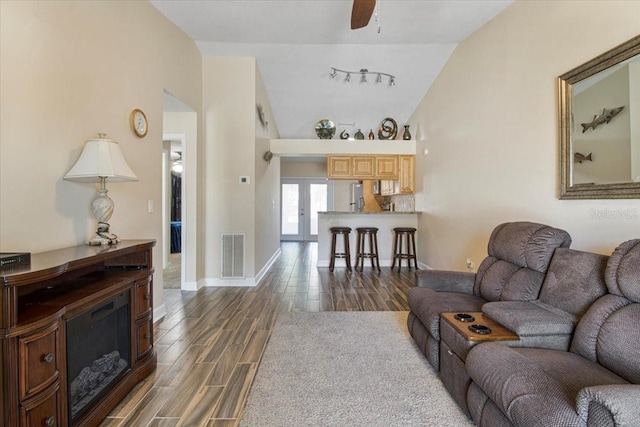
[102,242,417,426]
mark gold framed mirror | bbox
[558,35,640,199]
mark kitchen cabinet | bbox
[380,155,415,195]
[375,156,398,179]
[395,155,415,194]
[327,156,352,178]
[327,155,399,180]
[380,180,395,196]
[352,156,375,178]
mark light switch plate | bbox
[239,176,250,184]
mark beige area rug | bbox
[241,311,473,427]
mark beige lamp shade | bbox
[64,137,138,182]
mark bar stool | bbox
[391,227,418,271]
[355,227,380,272]
[329,227,352,272]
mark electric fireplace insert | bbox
[66,292,131,421]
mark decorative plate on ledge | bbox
[314,119,336,139]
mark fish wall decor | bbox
[581,106,625,133]
[574,152,593,163]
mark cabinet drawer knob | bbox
[45,416,55,426]
[447,350,454,356]
[144,294,151,300]
[144,333,152,339]
[43,353,54,363]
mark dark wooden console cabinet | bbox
[0,240,156,427]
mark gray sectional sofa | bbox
[407,222,640,426]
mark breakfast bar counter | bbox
[317,211,420,268]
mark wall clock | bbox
[130,108,148,138]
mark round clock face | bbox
[131,109,148,137]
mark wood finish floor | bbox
[102,242,417,426]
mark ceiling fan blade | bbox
[351,0,376,30]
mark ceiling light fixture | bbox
[330,67,395,86]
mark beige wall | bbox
[0,1,203,314]
[202,56,281,284]
[408,1,640,270]
[254,65,282,276]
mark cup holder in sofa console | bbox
[454,313,475,322]
[468,324,492,335]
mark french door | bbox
[281,178,333,241]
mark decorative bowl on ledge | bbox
[314,119,336,139]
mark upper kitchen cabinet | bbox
[395,155,415,194]
[327,154,401,180]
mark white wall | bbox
[408,1,640,270]
[0,1,202,313]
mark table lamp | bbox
[64,134,138,245]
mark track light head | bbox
[345,73,351,82]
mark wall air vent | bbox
[221,233,245,279]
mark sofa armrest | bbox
[414,270,475,294]
[577,385,640,426]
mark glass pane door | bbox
[281,181,302,241]
[281,178,333,241]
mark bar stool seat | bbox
[329,227,352,272]
[391,227,418,271]
[355,227,380,272]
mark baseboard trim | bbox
[153,303,166,324]
[202,247,282,288]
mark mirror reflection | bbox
[559,35,640,199]
[572,55,640,185]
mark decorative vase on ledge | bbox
[403,125,411,140]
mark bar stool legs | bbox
[329,227,352,272]
[355,227,380,272]
[391,227,418,271]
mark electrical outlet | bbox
[466,258,475,272]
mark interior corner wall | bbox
[203,56,257,281]
[631,63,640,181]
[254,65,282,275]
[0,1,202,310]
[408,1,640,270]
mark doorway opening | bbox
[162,91,197,290]
[281,178,333,241]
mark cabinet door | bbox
[380,180,394,196]
[375,156,398,179]
[327,156,352,178]
[352,156,375,178]
[395,155,415,194]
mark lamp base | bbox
[87,236,120,246]
[87,222,120,246]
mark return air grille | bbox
[221,233,245,279]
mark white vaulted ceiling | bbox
[150,0,513,139]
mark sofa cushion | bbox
[474,257,545,302]
[466,343,628,426]
[538,248,608,317]
[485,221,572,273]
[482,300,576,336]
[407,287,485,340]
[570,294,640,384]
[605,239,640,302]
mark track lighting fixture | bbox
[329,67,396,86]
